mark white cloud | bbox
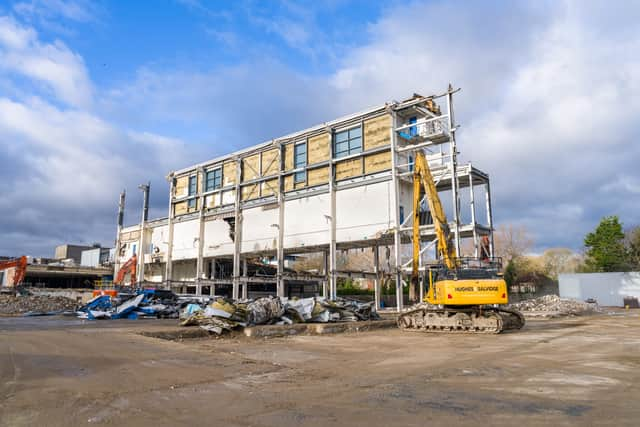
[13,0,97,23]
[0,13,195,255]
[325,0,640,249]
[0,16,93,107]
[2,0,640,256]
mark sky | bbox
[0,0,639,257]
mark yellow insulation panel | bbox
[206,193,221,208]
[241,183,260,200]
[335,158,363,180]
[223,162,236,186]
[197,171,203,193]
[308,166,329,186]
[284,175,294,192]
[174,175,189,197]
[174,201,188,215]
[364,151,392,174]
[308,133,330,164]
[261,179,279,197]
[242,154,260,182]
[363,114,391,150]
[284,143,294,171]
[120,230,140,241]
[261,148,279,176]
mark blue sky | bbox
[0,0,639,257]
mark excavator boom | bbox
[114,254,137,286]
[0,256,28,287]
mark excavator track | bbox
[397,305,525,334]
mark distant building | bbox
[80,247,114,267]
[54,244,94,264]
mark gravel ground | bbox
[1,312,640,426]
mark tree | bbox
[625,226,640,270]
[493,224,534,263]
[503,259,517,287]
[584,216,629,272]
[541,248,582,279]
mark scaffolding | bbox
[116,85,495,312]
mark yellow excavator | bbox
[397,152,524,333]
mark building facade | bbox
[116,86,496,310]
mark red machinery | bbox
[0,256,28,287]
[113,254,137,287]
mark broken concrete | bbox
[509,294,601,318]
[0,294,79,316]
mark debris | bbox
[0,294,78,316]
[77,289,199,320]
[509,294,601,317]
[181,296,380,335]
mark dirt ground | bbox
[1,311,640,427]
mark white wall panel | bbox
[283,194,331,249]
[559,272,640,307]
[336,181,393,242]
[172,219,199,260]
[241,206,279,253]
[149,225,169,261]
[203,219,235,257]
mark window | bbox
[294,142,307,183]
[188,175,197,196]
[205,168,222,191]
[399,206,405,225]
[188,198,197,210]
[334,126,362,158]
[132,243,137,255]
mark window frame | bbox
[188,175,197,196]
[333,125,362,158]
[205,168,223,192]
[293,141,307,183]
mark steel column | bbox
[232,158,242,300]
[485,182,495,257]
[446,84,461,258]
[165,174,175,289]
[276,142,286,297]
[469,169,478,258]
[390,109,403,312]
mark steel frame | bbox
[124,86,495,312]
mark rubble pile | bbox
[509,294,600,317]
[180,296,379,335]
[0,294,79,316]
[76,289,197,320]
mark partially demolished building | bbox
[116,86,495,311]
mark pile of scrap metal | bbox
[180,296,379,335]
[76,289,200,320]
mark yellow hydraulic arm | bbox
[411,152,457,290]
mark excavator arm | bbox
[0,256,28,287]
[411,152,456,290]
[114,254,137,286]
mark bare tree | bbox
[540,248,582,279]
[493,224,534,263]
